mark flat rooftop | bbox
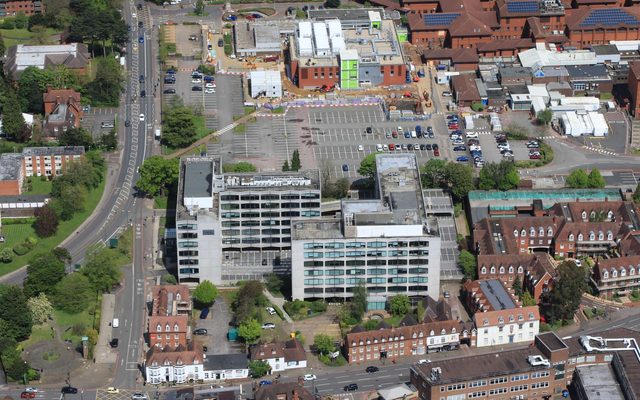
[575,364,625,400]
[479,279,516,310]
[291,218,343,240]
[22,146,85,157]
[307,8,400,22]
[0,153,23,180]
[375,154,426,224]
[536,331,569,352]
[184,160,213,199]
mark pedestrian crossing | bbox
[583,145,617,156]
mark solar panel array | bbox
[506,1,539,13]
[423,13,461,26]
[578,9,640,28]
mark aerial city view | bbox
[3,0,640,398]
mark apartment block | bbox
[463,279,540,347]
[175,157,321,286]
[22,146,84,178]
[410,328,640,400]
[291,154,441,306]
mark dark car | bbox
[192,86,203,91]
[109,338,119,348]
[218,39,224,47]
[124,120,131,127]
[432,144,439,150]
[456,156,469,162]
[342,164,349,172]
[407,144,413,150]
[419,144,427,150]
[163,88,176,94]
[203,75,215,82]
[366,126,372,134]
[207,44,212,50]
[453,145,467,151]
[137,3,143,9]
[425,144,433,150]
[139,75,144,83]
[140,90,146,98]
[344,384,358,392]
[164,78,176,84]
[203,346,208,352]
[138,36,144,43]
[138,21,143,28]
[366,366,379,373]
[200,308,210,319]
[193,328,208,335]
[61,387,78,394]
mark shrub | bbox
[318,354,347,366]
[13,243,31,256]
[310,300,327,313]
[471,102,484,112]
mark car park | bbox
[192,78,202,83]
[366,366,379,373]
[404,131,411,138]
[407,144,413,150]
[164,77,176,84]
[391,131,398,138]
[389,143,395,151]
[529,153,541,159]
[383,144,388,151]
[446,115,458,120]
[411,130,417,138]
[449,134,462,141]
[342,164,349,172]
[101,121,115,129]
[527,141,540,148]
[358,145,364,151]
[425,144,432,150]
[433,148,440,156]
[193,328,208,335]
[415,126,422,136]
[414,143,420,150]
[465,131,478,138]
[205,88,215,94]
[467,139,480,146]
[401,144,407,150]
[262,323,276,329]
[304,374,317,381]
[376,144,383,151]
[419,144,426,150]
[205,82,216,88]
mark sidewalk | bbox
[263,290,293,323]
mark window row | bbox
[220,193,319,201]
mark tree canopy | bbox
[248,360,270,378]
[547,261,587,324]
[135,156,179,197]
[192,280,218,307]
[536,109,553,125]
[81,247,122,292]
[0,285,33,341]
[421,159,474,201]
[237,318,261,344]
[84,57,123,106]
[587,168,605,189]
[161,106,197,148]
[566,168,605,189]
[478,161,519,191]
[53,273,93,313]
[389,295,410,317]
[313,333,336,355]
[459,250,477,280]
[24,252,66,297]
[222,162,257,173]
[358,153,379,183]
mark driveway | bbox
[194,295,244,354]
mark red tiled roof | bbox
[148,315,189,334]
[472,306,540,328]
[477,38,534,52]
[595,255,640,276]
[152,284,191,316]
[452,73,481,102]
[146,343,203,367]
[423,48,479,64]
[345,320,471,347]
[251,340,307,363]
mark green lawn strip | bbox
[154,195,168,209]
[24,177,53,195]
[55,294,102,344]
[0,175,106,276]
[193,114,210,140]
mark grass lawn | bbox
[24,177,52,195]
[0,219,35,250]
[219,288,238,306]
[233,123,246,134]
[0,173,106,276]
[55,294,102,344]
[383,315,404,327]
[193,115,211,140]
[0,27,61,47]
[154,195,168,209]
[19,324,54,350]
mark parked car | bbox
[391,131,398,138]
[342,164,349,172]
[418,359,431,364]
[453,145,467,151]
[446,115,458,120]
[366,366,379,373]
[131,394,148,400]
[442,91,452,97]
[433,148,440,156]
[389,143,395,151]
[138,36,144,43]
[529,153,541,159]
[456,156,469,162]
[303,374,317,381]
[107,388,120,394]
[192,86,203,91]
[200,308,210,319]
[527,141,540,148]
[25,388,38,393]
[193,328,208,335]
[21,393,35,399]
[110,338,119,348]
[425,144,433,150]
[419,144,426,150]
[465,131,478,138]
[404,131,411,138]
[366,126,372,133]
[163,88,176,94]
[266,307,276,315]
[262,323,276,329]
[259,380,272,386]
[358,145,364,151]
[407,144,413,150]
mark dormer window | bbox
[538,227,544,237]
[452,328,456,333]
[165,324,171,332]
[509,266,514,273]
[603,270,609,279]
[481,266,487,274]
[521,229,526,237]
[608,210,614,220]
[483,318,489,326]
[569,233,574,241]
[174,324,179,332]
[581,211,587,220]
[620,268,626,277]
[490,266,496,274]
[509,315,515,322]
[612,269,618,278]
[547,227,553,237]
[514,230,519,237]
[499,266,505,274]
[418,332,423,338]
[530,227,536,237]
[598,231,604,241]
[590,211,596,220]
[498,316,504,324]
[528,312,535,320]
[518,266,523,273]
[578,233,583,241]
[607,231,613,241]
[176,293,181,300]
[352,341,356,347]
[412,332,417,339]
[589,231,595,241]
[631,266,636,276]
[430,330,435,336]
[164,360,170,366]
[518,314,524,321]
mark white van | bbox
[376,144,383,151]
[112,318,119,328]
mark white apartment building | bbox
[291,154,441,308]
[175,157,321,286]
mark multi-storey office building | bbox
[291,154,441,306]
[175,157,321,286]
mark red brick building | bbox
[1,0,43,17]
[21,146,84,178]
[42,88,83,138]
[566,7,640,47]
[629,61,640,117]
[148,315,189,348]
[151,285,192,317]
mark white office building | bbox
[291,154,441,308]
[175,157,321,286]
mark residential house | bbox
[344,319,476,364]
[592,255,640,298]
[203,354,249,381]
[145,343,205,384]
[148,315,189,348]
[5,43,90,78]
[254,381,315,400]
[462,279,540,347]
[42,88,83,138]
[151,285,192,317]
[421,295,452,322]
[250,340,307,373]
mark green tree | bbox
[445,162,474,201]
[421,159,447,189]
[389,294,410,317]
[81,247,122,292]
[27,293,54,325]
[59,127,94,149]
[33,205,59,237]
[522,291,537,306]
[536,108,553,125]
[358,153,379,183]
[0,285,33,341]
[99,129,118,151]
[565,169,589,188]
[587,168,605,188]
[248,360,271,378]
[313,333,336,355]
[52,247,72,265]
[51,184,87,220]
[194,0,205,15]
[0,31,5,57]
[2,90,27,141]
[161,106,197,148]
[238,318,261,344]
[0,248,13,263]
[350,283,366,322]
[161,274,177,284]
[85,57,123,106]
[458,250,477,280]
[135,156,179,197]
[512,276,523,298]
[325,0,341,7]
[24,252,66,297]
[478,161,519,191]
[192,280,218,307]
[548,261,587,324]
[291,150,301,171]
[282,160,290,172]
[265,273,283,294]
[52,273,93,313]
[222,162,257,173]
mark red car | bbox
[448,125,459,130]
[392,131,398,138]
[529,154,541,159]
[433,149,440,156]
[389,143,395,151]
[21,393,36,399]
